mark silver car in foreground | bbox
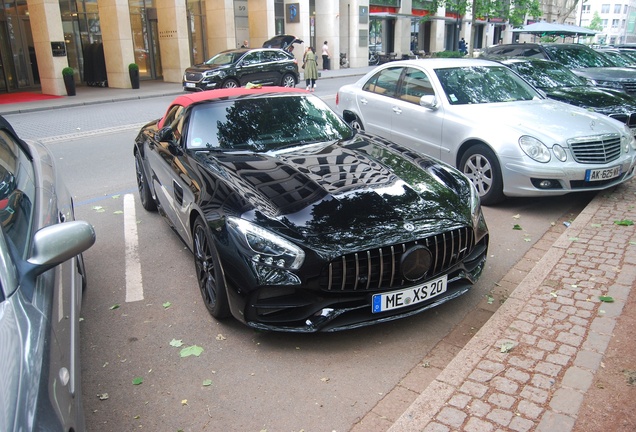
[0,116,95,431]
[336,58,636,205]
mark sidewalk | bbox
[0,65,375,115]
[384,180,636,431]
[3,65,635,431]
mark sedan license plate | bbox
[372,275,447,313]
[185,82,196,88]
[585,166,621,182]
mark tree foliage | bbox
[428,0,542,27]
[588,11,603,31]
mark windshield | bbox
[435,66,539,105]
[186,95,353,151]
[543,45,613,68]
[509,61,587,89]
[205,51,243,66]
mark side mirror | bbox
[419,95,438,110]
[28,221,96,276]
[155,126,175,142]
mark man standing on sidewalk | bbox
[322,41,331,70]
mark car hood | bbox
[185,63,228,73]
[572,66,636,81]
[195,135,475,249]
[449,98,625,143]
[544,87,636,114]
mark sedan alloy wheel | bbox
[460,145,504,205]
[135,152,157,211]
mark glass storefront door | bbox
[0,13,37,92]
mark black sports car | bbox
[500,58,636,132]
[133,88,489,332]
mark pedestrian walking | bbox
[303,46,318,91]
[459,38,467,55]
[321,41,331,70]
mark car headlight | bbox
[227,217,305,270]
[519,136,551,163]
[204,70,221,77]
[552,144,567,162]
[468,179,482,228]
[622,125,636,152]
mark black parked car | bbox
[182,48,299,91]
[0,116,95,430]
[500,58,636,132]
[481,43,636,96]
[133,87,489,332]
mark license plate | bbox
[585,165,621,182]
[372,275,448,313]
[185,82,196,88]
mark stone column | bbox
[248,0,275,47]
[315,0,339,70]
[395,0,413,57]
[206,0,237,55]
[26,0,66,95]
[284,0,309,64]
[98,0,135,88]
[156,0,191,82]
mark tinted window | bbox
[543,45,613,68]
[435,66,539,105]
[241,52,261,65]
[205,51,242,65]
[398,67,434,104]
[186,95,352,151]
[0,130,35,259]
[362,67,402,98]
[509,61,586,89]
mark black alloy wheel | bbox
[459,144,505,206]
[135,151,157,211]
[192,217,230,318]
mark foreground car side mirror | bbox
[28,221,96,273]
[419,95,438,110]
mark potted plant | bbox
[62,67,76,96]
[129,63,140,89]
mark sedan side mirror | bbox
[420,95,438,110]
[155,126,175,142]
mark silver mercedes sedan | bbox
[336,58,636,205]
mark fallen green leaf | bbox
[170,339,183,347]
[163,301,172,309]
[92,205,105,212]
[614,219,634,226]
[591,223,602,228]
[486,294,494,305]
[112,194,120,199]
[599,296,614,303]
[512,224,522,230]
[132,377,143,385]
[202,379,212,386]
[180,345,204,357]
[113,210,123,215]
[110,304,120,310]
[97,393,109,400]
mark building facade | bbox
[0,0,543,96]
[578,0,636,44]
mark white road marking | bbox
[124,193,144,302]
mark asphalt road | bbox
[5,82,593,431]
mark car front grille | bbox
[319,227,475,292]
[185,72,203,82]
[568,134,622,164]
[623,81,636,95]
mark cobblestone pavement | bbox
[386,180,636,432]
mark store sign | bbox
[51,42,66,57]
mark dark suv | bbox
[182,48,299,91]
[481,43,636,96]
